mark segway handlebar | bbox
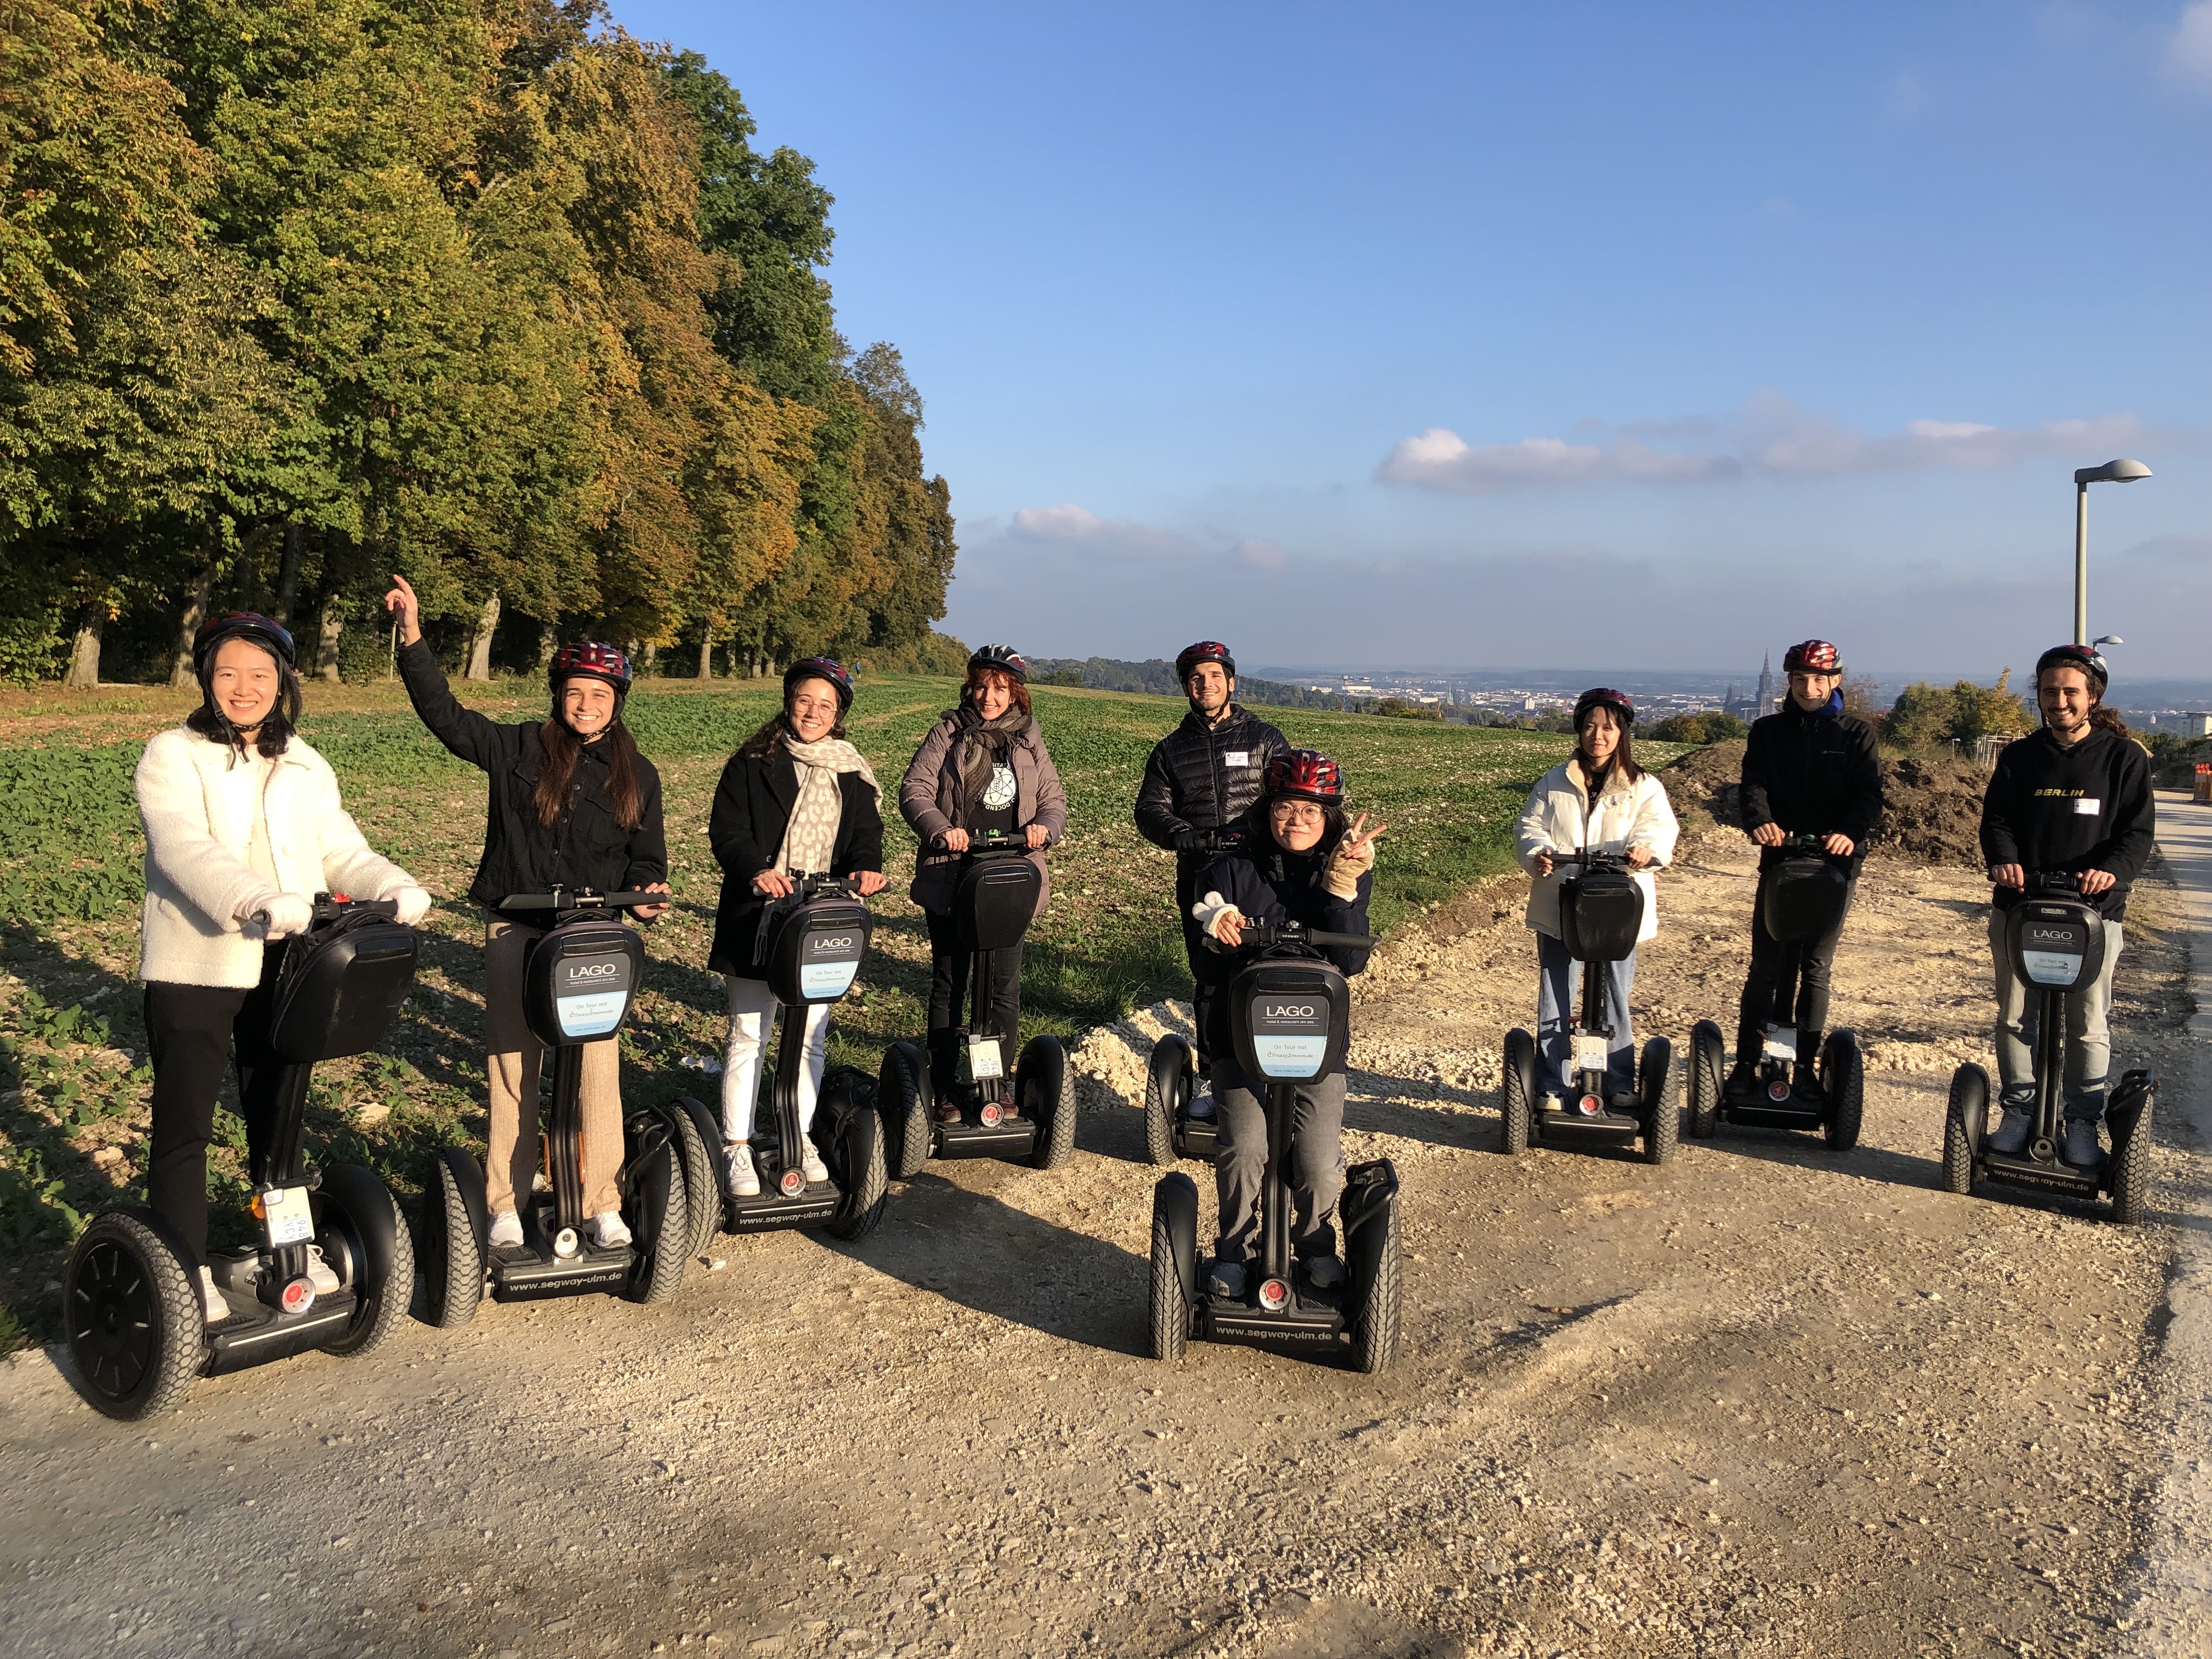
[1548,849,1629,874]
[951,830,1039,858]
[2024,868,2096,898]
[1232,918,1374,952]
[498,887,663,913]
[311,892,397,924]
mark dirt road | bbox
[2,815,2205,1659]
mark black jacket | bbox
[1978,725,2154,920]
[707,744,885,977]
[396,639,667,930]
[1739,701,1884,867]
[1135,704,1289,866]
[1194,841,1372,1066]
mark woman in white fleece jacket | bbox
[135,613,430,1325]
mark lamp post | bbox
[2073,459,2152,645]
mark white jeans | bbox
[722,976,831,1144]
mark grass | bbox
[0,671,1654,1341]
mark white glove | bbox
[1323,837,1372,901]
[251,892,314,939]
[388,885,432,927]
[1190,890,1245,942]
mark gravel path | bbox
[1,812,2205,1659]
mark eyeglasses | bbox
[1271,802,1327,825]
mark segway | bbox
[878,832,1075,1177]
[1145,829,1246,1166]
[1684,833,1863,1150]
[669,873,888,1247]
[1147,918,1401,1374]
[1942,872,2154,1225]
[65,894,419,1420]
[1500,851,1674,1164]
[421,887,690,1323]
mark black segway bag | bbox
[954,856,1040,953]
[762,896,872,1006]
[2007,896,2106,992]
[1762,855,1849,944]
[269,907,419,1063]
[1559,869,1643,965]
[522,920,646,1046]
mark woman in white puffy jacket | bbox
[1514,688,1679,1110]
[134,613,431,1326]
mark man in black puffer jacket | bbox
[1731,639,1884,1100]
[1135,642,1288,1092]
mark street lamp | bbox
[2072,459,2152,646]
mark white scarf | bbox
[775,734,881,877]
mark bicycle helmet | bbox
[1572,687,1635,730]
[2034,643,2108,695]
[193,612,295,675]
[550,641,632,695]
[1263,748,1344,805]
[1782,640,1842,674]
[968,644,1028,685]
[1175,641,1235,681]
[783,654,854,715]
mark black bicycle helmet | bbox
[783,654,854,715]
[2034,643,2108,696]
[1175,640,1235,681]
[968,644,1028,685]
[193,612,295,676]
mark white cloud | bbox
[1375,429,1736,493]
[1006,502,1193,558]
[2172,1,2212,87]
[1232,538,1286,569]
[1009,503,1104,538]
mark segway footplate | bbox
[203,1293,359,1375]
[1980,1151,2103,1201]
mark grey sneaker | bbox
[1303,1255,1346,1290]
[1987,1108,2033,1155]
[1210,1261,1247,1299]
[2062,1118,2103,1168]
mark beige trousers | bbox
[483,918,624,1216]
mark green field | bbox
[0,673,1634,1347]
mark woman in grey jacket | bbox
[898,645,1068,1117]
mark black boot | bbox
[926,1031,966,1122]
[1725,1054,1761,1102]
[1792,1029,1826,1102]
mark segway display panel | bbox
[954,857,1040,953]
[1229,962,1351,1082]
[1760,856,1849,944]
[2009,900,2103,992]
[522,922,646,1046]
[763,896,873,1006]
[1559,870,1642,965]
[268,913,419,1063]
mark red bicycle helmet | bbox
[194,612,295,675]
[783,655,854,714]
[1572,687,1635,729]
[1175,641,1235,681]
[1782,640,1842,674]
[968,643,1028,685]
[1263,748,1343,805]
[550,641,632,694]
[2035,643,2108,695]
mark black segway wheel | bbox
[1942,1065,1987,1197]
[314,1164,415,1358]
[1500,1028,1536,1155]
[1686,1019,1725,1139]
[2108,1077,2154,1227]
[1144,1035,1188,1166]
[1019,1035,1076,1171]
[421,1147,486,1328]
[1638,1035,1677,1165]
[1148,1173,1199,1362]
[64,1209,203,1420]
[1352,1189,1402,1376]
[878,1042,932,1181]
[1821,1029,1864,1152]
[621,1130,688,1306]
[668,1097,722,1260]
[822,1068,889,1242]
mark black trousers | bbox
[143,945,290,1270]
[1735,869,1857,1060]
[925,910,1023,1089]
[1176,862,1234,1074]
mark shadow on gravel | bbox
[856,1171,1148,1357]
[1699,1131,1942,1188]
[1346,1070,1496,1153]
[1262,1595,1461,1658]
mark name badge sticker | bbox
[2074,797,2102,815]
[1224,751,1250,768]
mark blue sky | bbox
[618,2,2211,680]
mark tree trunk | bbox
[537,622,558,674]
[170,566,216,689]
[64,605,104,690]
[464,590,500,681]
[315,596,343,683]
[639,643,657,679]
[273,524,303,627]
[696,624,714,681]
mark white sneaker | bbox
[588,1210,632,1249]
[306,1244,342,1295]
[1538,1093,1563,1115]
[198,1265,231,1325]
[725,1144,760,1197]
[801,1149,830,1186]
[488,1210,524,1249]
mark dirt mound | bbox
[1661,739,1987,867]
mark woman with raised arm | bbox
[384,575,670,1252]
[707,657,888,1196]
[136,613,432,1325]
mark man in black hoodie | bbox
[1135,642,1288,1099]
[1731,639,1886,1101]
[1978,644,2155,1166]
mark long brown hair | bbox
[533,716,646,830]
[1575,707,1643,792]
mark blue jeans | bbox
[1537,930,1637,1098]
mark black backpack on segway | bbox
[420,888,692,1324]
[1684,835,1863,1149]
[1499,851,1675,1165]
[1146,919,1401,1374]
[668,873,888,1249]
[1942,875,2153,1224]
[66,895,420,1420]
[877,832,1075,1177]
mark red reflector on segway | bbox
[979,1102,1002,1127]
[1257,1278,1290,1312]
[779,1168,805,1197]
[1579,1094,1602,1116]
[1768,1081,1791,1102]
[279,1277,315,1314]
